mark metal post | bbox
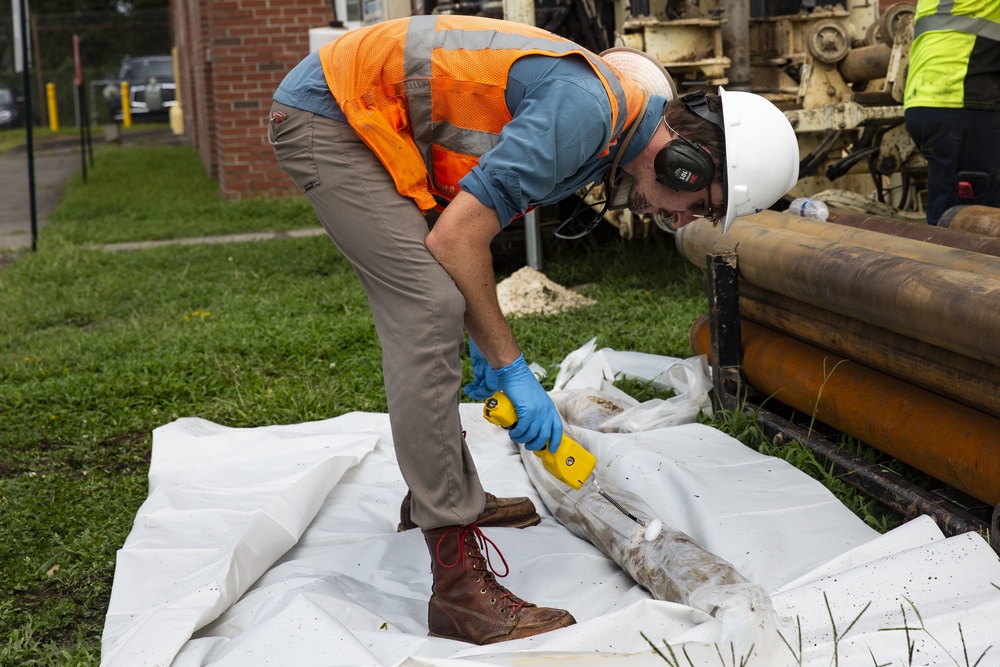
[502,0,542,271]
[707,252,744,410]
[18,0,38,252]
[84,86,94,167]
[502,0,534,25]
[719,0,751,91]
[31,12,45,128]
[524,210,543,271]
[73,34,87,183]
[76,84,87,183]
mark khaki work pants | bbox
[268,101,486,529]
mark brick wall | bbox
[171,0,332,200]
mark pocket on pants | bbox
[269,109,320,193]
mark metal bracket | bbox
[707,252,745,412]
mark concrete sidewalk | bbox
[0,128,186,261]
[0,141,82,257]
[96,227,326,252]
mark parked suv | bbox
[0,84,22,129]
[103,54,176,122]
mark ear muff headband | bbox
[653,90,721,192]
[681,89,724,128]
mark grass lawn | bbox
[0,142,907,665]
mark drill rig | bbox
[610,0,927,235]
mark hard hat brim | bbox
[717,87,800,234]
[718,87,737,234]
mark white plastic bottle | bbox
[787,197,830,221]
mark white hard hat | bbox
[599,47,678,102]
[718,88,799,233]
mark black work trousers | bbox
[905,106,1000,226]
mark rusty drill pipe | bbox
[690,314,1000,506]
[675,218,1000,366]
[838,44,892,83]
[737,281,1000,419]
[938,205,1000,238]
[825,208,1000,257]
[742,210,1000,278]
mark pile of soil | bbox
[496,266,595,317]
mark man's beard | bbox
[628,185,681,232]
[627,185,650,214]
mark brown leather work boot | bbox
[422,524,575,644]
[397,490,541,532]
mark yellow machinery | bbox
[609,0,928,230]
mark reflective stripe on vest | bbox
[403,15,632,181]
[914,0,1000,41]
[321,16,644,211]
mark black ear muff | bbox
[654,137,715,192]
[654,89,723,192]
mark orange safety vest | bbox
[320,15,646,212]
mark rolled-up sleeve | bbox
[458,74,614,226]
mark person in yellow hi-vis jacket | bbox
[904,0,1000,225]
[268,15,798,645]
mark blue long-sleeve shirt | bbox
[274,50,662,226]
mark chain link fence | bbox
[0,8,172,128]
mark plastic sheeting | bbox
[101,346,1000,667]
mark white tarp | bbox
[101,346,1000,667]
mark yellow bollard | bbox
[169,45,185,136]
[46,83,59,132]
[120,81,132,128]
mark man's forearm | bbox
[425,191,521,370]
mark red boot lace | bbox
[435,524,527,617]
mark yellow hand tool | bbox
[483,391,650,529]
[483,391,596,490]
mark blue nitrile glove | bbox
[463,338,501,400]
[495,354,563,453]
